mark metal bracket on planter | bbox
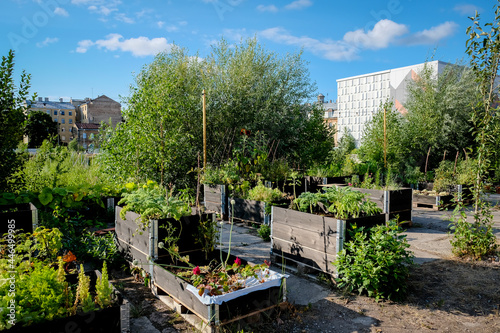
[383,190,389,222]
[31,203,38,230]
[264,202,270,225]
[208,304,220,326]
[281,277,287,302]
[220,185,227,220]
[336,219,346,253]
[149,219,158,293]
[120,302,130,333]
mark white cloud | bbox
[71,0,99,4]
[179,21,188,26]
[402,21,459,45]
[222,28,248,41]
[284,0,312,10]
[115,13,134,23]
[343,19,408,49]
[76,39,94,53]
[166,25,179,32]
[76,33,171,57]
[157,21,165,28]
[36,37,59,48]
[54,7,69,17]
[453,4,482,15]
[260,27,357,61]
[257,4,278,12]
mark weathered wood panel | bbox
[204,184,228,219]
[0,203,37,235]
[272,222,336,255]
[115,206,150,259]
[271,206,325,230]
[272,238,334,273]
[229,197,266,223]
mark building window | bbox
[61,119,65,124]
[60,110,65,115]
[62,136,66,141]
[46,110,50,115]
[61,127,65,132]
[69,119,73,124]
[54,110,57,115]
[69,111,72,116]
[54,118,58,122]
[83,133,87,139]
[69,128,73,132]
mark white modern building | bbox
[336,60,451,146]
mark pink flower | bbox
[234,257,242,266]
[348,183,352,186]
[193,266,200,275]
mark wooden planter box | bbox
[349,187,413,224]
[267,178,308,199]
[152,259,286,330]
[6,270,129,333]
[203,184,229,220]
[0,203,38,236]
[271,206,386,275]
[412,193,454,210]
[229,197,268,224]
[304,176,348,193]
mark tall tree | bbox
[25,111,58,148]
[99,38,333,188]
[0,50,33,190]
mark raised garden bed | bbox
[0,203,38,235]
[5,270,128,333]
[115,206,286,331]
[203,184,229,220]
[412,191,454,210]
[348,187,413,224]
[152,255,286,331]
[271,206,386,275]
[228,197,289,225]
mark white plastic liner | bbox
[186,268,287,305]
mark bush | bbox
[334,221,414,301]
[257,224,271,242]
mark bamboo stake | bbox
[425,146,431,178]
[202,90,207,169]
[383,107,387,169]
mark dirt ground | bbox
[111,253,500,333]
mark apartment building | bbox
[316,93,339,145]
[336,60,450,146]
[79,95,122,127]
[25,97,76,144]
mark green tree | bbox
[25,110,58,148]
[99,38,332,188]
[0,50,33,191]
[359,100,406,172]
[403,62,478,169]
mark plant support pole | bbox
[383,107,387,169]
[202,89,207,170]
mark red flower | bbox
[264,260,270,267]
[234,257,242,266]
[193,266,200,275]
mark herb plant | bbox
[334,221,414,301]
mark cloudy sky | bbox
[1,0,493,104]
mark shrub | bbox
[449,199,498,259]
[334,221,414,301]
[257,224,271,242]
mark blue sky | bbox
[1,0,494,105]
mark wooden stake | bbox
[443,150,446,161]
[383,107,387,169]
[202,90,207,169]
[425,146,431,178]
[453,151,459,175]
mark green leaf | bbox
[38,188,54,206]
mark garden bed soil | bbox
[111,257,500,333]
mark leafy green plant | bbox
[323,186,381,219]
[95,261,114,309]
[449,199,498,259]
[293,191,325,213]
[74,264,95,313]
[257,224,271,242]
[334,221,414,301]
[75,231,120,265]
[433,160,455,193]
[118,180,191,229]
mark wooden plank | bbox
[272,238,334,273]
[272,222,337,255]
[115,206,150,255]
[153,265,210,320]
[272,240,335,273]
[387,189,413,212]
[272,206,326,231]
[230,198,265,223]
[350,187,384,209]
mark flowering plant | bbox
[188,257,271,296]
